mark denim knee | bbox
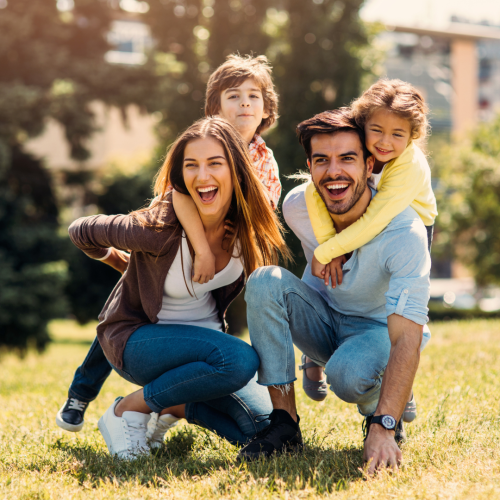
[246,266,290,306]
[325,358,380,405]
[222,343,260,392]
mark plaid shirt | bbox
[249,134,281,209]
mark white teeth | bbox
[197,186,217,193]
[326,183,348,190]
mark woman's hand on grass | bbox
[193,251,215,284]
[103,248,130,275]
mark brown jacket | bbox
[68,194,245,369]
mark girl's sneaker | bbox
[146,412,180,449]
[98,397,151,460]
[56,397,89,432]
[403,393,417,422]
[299,355,328,402]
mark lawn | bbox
[0,318,499,499]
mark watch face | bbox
[381,415,396,429]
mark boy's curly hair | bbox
[351,79,429,142]
[205,54,278,135]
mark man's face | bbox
[308,131,373,215]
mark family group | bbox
[56,53,437,474]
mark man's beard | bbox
[314,169,368,216]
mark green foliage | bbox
[0,1,158,350]
[0,147,68,352]
[433,114,500,287]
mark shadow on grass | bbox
[51,428,364,495]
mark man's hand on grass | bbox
[102,248,130,275]
[363,423,402,475]
[311,254,346,287]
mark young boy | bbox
[56,54,282,433]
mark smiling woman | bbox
[67,116,291,460]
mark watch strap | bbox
[371,414,397,430]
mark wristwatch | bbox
[371,414,397,431]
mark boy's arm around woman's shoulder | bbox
[68,202,176,260]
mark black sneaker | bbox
[237,409,303,461]
[363,415,406,445]
[56,397,89,432]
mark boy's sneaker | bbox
[98,397,151,460]
[362,415,406,445]
[145,412,180,449]
[56,397,89,432]
[403,393,417,422]
[237,409,303,461]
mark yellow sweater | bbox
[306,142,438,264]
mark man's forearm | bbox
[375,314,422,419]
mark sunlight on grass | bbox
[0,319,499,499]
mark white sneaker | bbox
[146,412,180,449]
[98,397,151,460]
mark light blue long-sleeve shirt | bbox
[283,183,431,326]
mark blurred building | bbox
[26,14,157,172]
[378,20,500,136]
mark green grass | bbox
[1,319,499,499]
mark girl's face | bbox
[218,78,269,143]
[364,108,412,164]
[183,137,234,220]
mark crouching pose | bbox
[239,109,431,474]
[68,117,290,459]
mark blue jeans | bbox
[68,336,112,403]
[245,266,429,417]
[110,324,272,446]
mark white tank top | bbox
[156,235,244,331]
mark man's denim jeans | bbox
[246,266,429,417]
[109,324,272,445]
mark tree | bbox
[0,0,158,350]
[432,114,500,287]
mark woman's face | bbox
[183,136,234,219]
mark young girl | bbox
[56,54,282,435]
[302,79,437,423]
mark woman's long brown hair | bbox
[132,116,291,277]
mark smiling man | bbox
[239,108,431,473]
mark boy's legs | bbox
[56,336,112,432]
[69,336,112,402]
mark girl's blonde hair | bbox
[351,79,429,142]
[133,116,290,277]
[205,54,278,135]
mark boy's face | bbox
[364,108,411,164]
[219,78,269,143]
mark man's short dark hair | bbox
[296,107,370,161]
